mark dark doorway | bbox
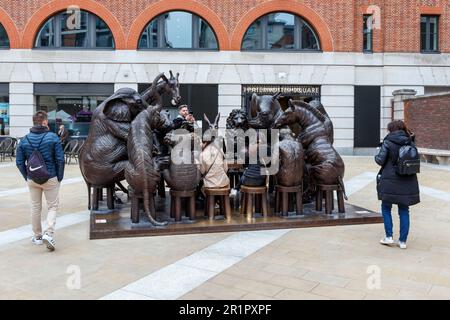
[354,86,381,147]
[138,83,218,133]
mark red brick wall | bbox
[404,94,450,150]
[0,0,448,51]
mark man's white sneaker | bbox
[380,236,395,245]
[399,241,407,249]
[42,234,55,251]
[31,236,43,245]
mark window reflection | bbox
[139,19,158,48]
[241,12,320,51]
[199,19,218,49]
[36,19,55,47]
[138,11,218,49]
[0,24,10,48]
[96,18,114,48]
[301,21,319,50]
[60,11,88,47]
[164,12,192,48]
[242,20,263,50]
[35,11,114,49]
[267,13,295,49]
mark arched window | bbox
[0,24,9,48]
[242,12,320,51]
[35,10,114,48]
[138,11,218,49]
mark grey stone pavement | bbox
[1,157,450,300]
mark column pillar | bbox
[9,83,35,137]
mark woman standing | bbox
[375,120,420,249]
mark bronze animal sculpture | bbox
[79,88,146,189]
[125,104,169,226]
[274,127,304,187]
[141,71,181,107]
[309,99,334,145]
[153,109,173,156]
[162,131,202,192]
[79,71,181,209]
[226,108,249,131]
[248,92,283,129]
[273,100,347,198]
[225,108,249,162]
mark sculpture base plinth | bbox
[89,194,382,239]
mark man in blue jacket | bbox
[16,111,64,251]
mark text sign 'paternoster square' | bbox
[242,85,321,96]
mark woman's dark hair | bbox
[387,120,408,133]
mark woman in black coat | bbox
[375,120,420,249]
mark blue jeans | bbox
[381,201,410,242]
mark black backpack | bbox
[25,133,51,184]
[395,143,420,176]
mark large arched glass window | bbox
[0,24,9,48]
[242,12,320,51]
[139,11,218,49]
[35,10,114,48]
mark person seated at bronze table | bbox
[236,134,268,191]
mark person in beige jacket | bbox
[200,139,229,190]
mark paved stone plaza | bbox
[1,157,450,300]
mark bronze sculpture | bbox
[225,108,249,162]
[79,72,181,210]
[141,71,181,107]
[162,131,202,192]
[274,127,304,187]
[273,100,347,197]
[79,88,146,188]
[125,104,169,226]
[248,93,283,129]
[309,99,334,145]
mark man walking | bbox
[16,111,65,251]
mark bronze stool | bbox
[240,185,268,219]
[204,187,231,220]
[315,184,345,214]
[170,189,196,222]
[227,164,244,189]
[90,184,115,211]
[274,185,303,216]
[130,189,156,223]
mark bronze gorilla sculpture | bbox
[79,88,146,188]
[273,100,347,198]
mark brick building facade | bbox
[0,0,449,52]
[404,93,450,150]
[0,0,449,154]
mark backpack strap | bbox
[26,132,48,150]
